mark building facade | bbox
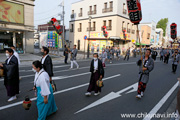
[139,25,151,46]
[155,28,164,47]
[69,0,137,52]
[0,0,35,53]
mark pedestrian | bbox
[0,48,19,102]
[124,48,130,61]
[106,46,110,62]
[85,53,104,96]
[10,46,20,65]
[164,50,170,64]
[132,48,137,58]
[64,45,69,64]
[91,45,94,54]
[110,46,115,63]
[172,49,179,74]
[70,45,79,69]
[151,48,158,61]
[136,49,154,99]
[101,48,107,68]
[116,47,121,60]
[41,46,54,83]
[32,60,57,120]
[160,48,164,61]
[97,45,100,53]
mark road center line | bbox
[143,81,179,120]
[0,74,121,111]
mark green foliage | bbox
[156,18,168,36]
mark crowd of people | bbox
[1,45,180,119]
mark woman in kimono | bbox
[85,53,104,96]
[0,48,19,102]
[32,60,57,120]
[136,49,154,99]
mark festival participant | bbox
[85,53,104,96]
[32,60,57,120]
[70,45,79,69]
[172,49,180,74]
[124,48,130,61]
[151,48,158,61]
[10,46,20,65]
[0,48,19,102]
[101,48,107,68]
[41,47,54,82]
[116,47,121,60]
[164,50,170,64]
[136,49,154,99]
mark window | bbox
[90,6,92,11]
[147,33,150,39]
[71,24,74,32]
[94,5,96,11]
[72,10,74,14]
[93,22,96,28]
[110,1,113,8]
[103,20,106,26]
[80,8,82,13]
[79,8,83,17]
[109,20,112,27]
[104,3,107,9]
[78,23,82,32]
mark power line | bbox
[35,5,59,14]
[35,13,59,21]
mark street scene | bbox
[0,0,180,120]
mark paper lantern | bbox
[170,23,177,40]
[126,0,142,25]
[51,18,62,35]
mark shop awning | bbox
[87,38,131,42]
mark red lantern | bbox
[51,18,62,35]
[102,26,108,38]
[126,0,142,25]
[170,23,177,40]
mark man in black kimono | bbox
[64,45,69,64]
[151,48,158,61]
[85,53,104,96]
[41,46,54,82]
[0,48,19,102]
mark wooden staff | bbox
[136,24,143,69]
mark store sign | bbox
[47,31,62,48]
[0,1,24,24]
[90,32,106,38]
[127,0,142,25]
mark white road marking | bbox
[30,72,91,83]
[143,81,179,120]
[0,74,121,111]
[75,82,138,114]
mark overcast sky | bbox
[34,0,180,36]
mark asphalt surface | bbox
[0,57,179,120]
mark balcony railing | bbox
[132,30,135,34]
[106,26,112,30]
[87,27,96,31]
[127,29,131,33]
[78,28,82,32]
[71,14,74,19]
[123,9,127,15]
[102,7,113,13]
[88,10,96,15]
[78,13,82,17]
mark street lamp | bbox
[87,16,92,58]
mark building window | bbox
[88,5,96,15]
[147,33,150,39]
[87,22,91,31]
[103,2,113,13]
[132,24,135,34]
[103,20,106,26]
[107,20,112,30]
[93,22,96,31]
[122,21,126,31]
[78,23,82,32]
[79,8,83,17]
[127,23,130,33]
[71,10,74,19]
[70,24,74,32]
[123,3,127,15]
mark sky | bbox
[34,0,180,36]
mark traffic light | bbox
[126,0,142,25]
[170,23,177,40]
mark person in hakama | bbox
[41,47,54,83]
[85,53,104,96]
[10,46,20,65]
[136,49,154,99]
[101,49,107,68]
[0,48,19,102]
[32,61,57,120]
[70,45,79,69]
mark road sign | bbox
[84,35,87,40]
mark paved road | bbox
[0,57,179,120]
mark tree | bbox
[156,18,168,37]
